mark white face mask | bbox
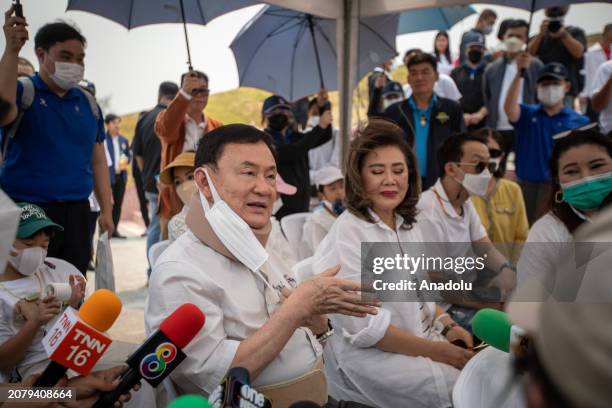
[50,62,85,90]
[504,37,525,54]
[458,168,492,197]
[307,116,320,129]
[176,180,197,206]
[537,85,565,107]
[200,169,269,272]
[8,246,46,276]
[482,25,493,35]
[383,97,403,110]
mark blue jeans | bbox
[145,192,161,275]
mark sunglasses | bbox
[489,148,503,158]
[191,88,210,96]
[456,161,497,174]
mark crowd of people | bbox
[0,4,611,408]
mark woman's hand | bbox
[68,274,87,309]
[285,265,381,324]
[430,341,474,369]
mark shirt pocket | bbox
[495,204,516,215]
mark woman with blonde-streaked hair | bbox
[313,118,474,408]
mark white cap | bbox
[314,166,343,188]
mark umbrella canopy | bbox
[65,0,259,28]
[66,0,259,68]
[230,5,398,101]
[397,5,476,35]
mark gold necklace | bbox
[0,272,44,302]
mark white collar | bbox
[431,178,463,219]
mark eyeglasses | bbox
[191,88,210,96]
[456,161,497,174]
[489,149,503,158]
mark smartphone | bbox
[548,19,563,33]
[13,0,23,18]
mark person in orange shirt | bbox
[155,70,223,238]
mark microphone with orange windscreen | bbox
[34,289,123,387]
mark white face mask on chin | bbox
[50,62,85,90]
[8,246,46,276]
[537,85,565,107]
[200,168,269,272]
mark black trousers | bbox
[111,176,126,232]
[39,201,91,275]
[132,163,150,227]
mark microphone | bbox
[34,289,122,387]
[472,308,527,353]
[168,395,214,408]
[92,303,205,408]
[209,367,272,408]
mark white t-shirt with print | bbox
[0,258,79,377]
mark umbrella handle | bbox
[179,0,193,70]
[307,14,325,90]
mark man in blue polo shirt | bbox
[0,10,113,274]
[504,59,589,224]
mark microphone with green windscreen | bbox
[168,395,213,408]
[472,308,513,352]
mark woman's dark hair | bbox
[433,31,451,65]
[34,22,86,51]
[195,124,277,169]
[513,341,574,408]
[345,119,420,229]
[473,127,507,178]
[547,129,612,233]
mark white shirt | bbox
[112,136,120,173]
[308,128,341,182]
[437,54,454,77]
[312,210,458,408]
[517,212,572,288]
[183,115,207,152]
[583,42,610,97]
[417,179,488,254]
[267,217,297,267]
[145,230,322,395]
[590,60,612,134]
[301,205,337,258]
[403,74,462,102]
[0,258,79,378]
[497,61,523,131]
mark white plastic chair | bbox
[280,212,310,260]
[292,257,314,283]
[148,240,170,269]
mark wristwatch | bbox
[499,261,516,274]
[316,320,334,343]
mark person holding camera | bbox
[528,6,587,106]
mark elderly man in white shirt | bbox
[144,124,379,406]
